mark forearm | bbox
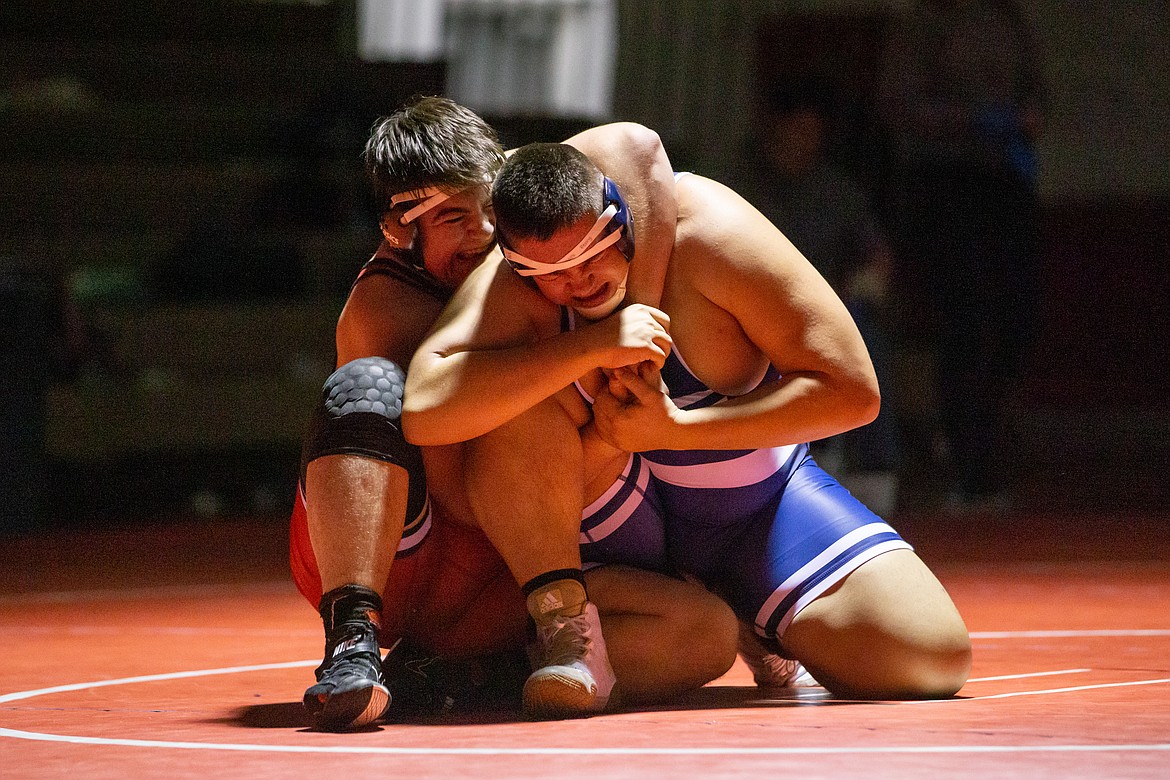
[667,372,879,452]
[402,329,601,446]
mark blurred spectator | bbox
[876,0,1046,510]
[728,79,901,516]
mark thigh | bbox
[782,548,972,698]
[786,548,966,651]
[583,564,739,702]
[580,453,668,573]
[675,454,911,640]
[584,564,719,616]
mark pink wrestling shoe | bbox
[523,601,616,719]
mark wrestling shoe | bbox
[303,585,391,731]
[737,620,816,689]
[381,638,527,717]
[523,601,616,720]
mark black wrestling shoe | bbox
[303,585,391,731]
[382,637,527,717]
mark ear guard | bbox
[501,176,635,278]
[380,205,417,251]
[603,176,636,262]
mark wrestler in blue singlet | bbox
[563,302,912,648]
[297,243,670,573]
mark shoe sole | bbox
[305,683,391,731]
[522,671,603,720]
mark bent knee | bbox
[688,593,740,682]
[897,632,973,699]
[861,628,973,700]
[653,580,739,688]
[793,617,973,700]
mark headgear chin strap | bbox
[501,177,634,277]
[574,270,629,320]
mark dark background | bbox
[2,0,1167,534]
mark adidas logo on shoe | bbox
[538,589,565,615]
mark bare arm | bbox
[401,123,678,446]
[334,275,444,368]
[592,176,880,453]
[402,255,671,446]
[564,122,676,308]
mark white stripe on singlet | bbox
[580,454,651,543]
[645,444,799,489]
[753,522,907,634]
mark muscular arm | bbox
[334,275,442,368]
[564,122,676,308]
[401,125,678,446]
[594,176,880,453]
[401,255,669,446]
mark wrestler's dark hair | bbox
[363,96,506,216]
[491,143,605,243]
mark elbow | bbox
[841,342,882,430]
[610,122,664,164]
[400,388,440,446]
[628,123,664,156]
[400,402,445,447]
[832,367,881,432]
[854,374,882,429]
[399,405,427,446]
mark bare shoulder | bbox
[675,173,779,238]
[668,174,870,387]
[672,173,805,288]
[427,254,563,350]
[336,274,445,367]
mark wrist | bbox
[662,407,697,450]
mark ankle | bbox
[319,584,383,634]
[522,571,588,623]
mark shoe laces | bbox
[534,611,593,668]
[738,623,798,686]
[753,653,799,686]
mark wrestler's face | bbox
[415,184,496,289]
[509,212,630,320]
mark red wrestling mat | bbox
[2,513,1168,779]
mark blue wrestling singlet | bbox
[563,304,912,644]
[578,451,668,573]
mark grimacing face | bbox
[507,211,630,319]
[411,184,496,289]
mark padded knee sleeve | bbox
[301,357,426,521]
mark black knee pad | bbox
[301,357,426,521]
